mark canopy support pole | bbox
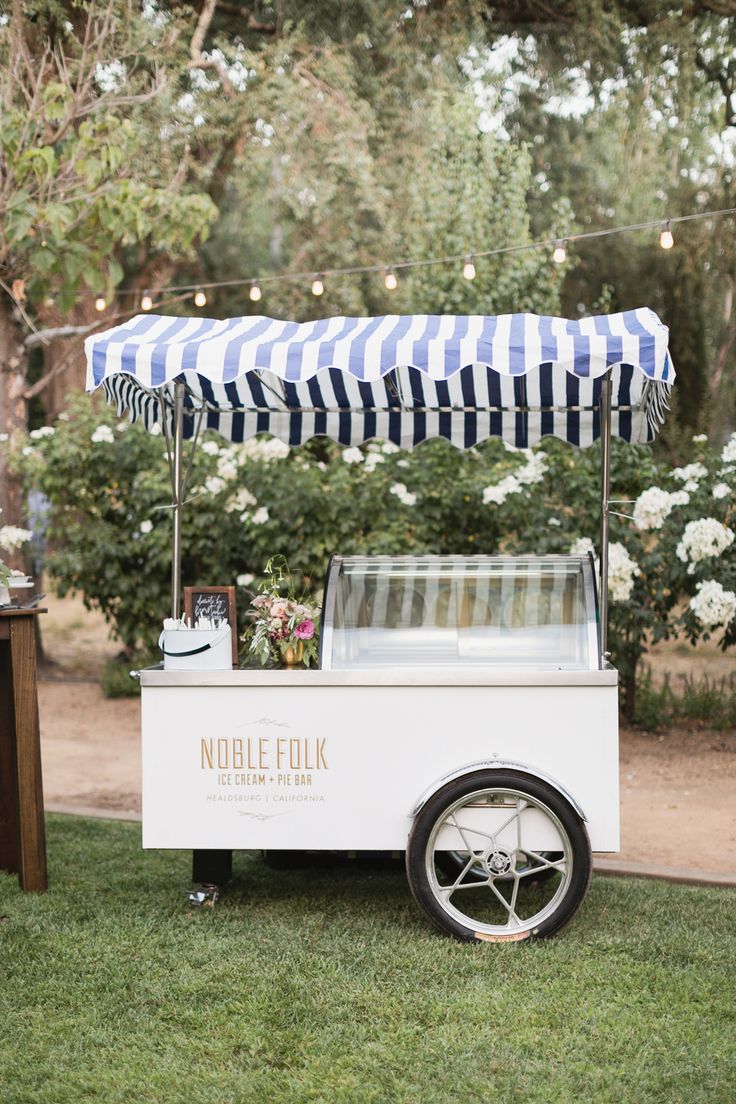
[599,374,612,662]
[171,381,185,620]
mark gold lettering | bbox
[304,738,314,770]
[289,738,301,769]
[232,738,244,769]
[217,738,229,769]
[247,737,256,769]
[201,738,214,769]
[277,737,287,769]
[258,737,268,769]
[316,738,328,770]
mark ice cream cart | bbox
[85,309,675,942]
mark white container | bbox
[158,625,232,671]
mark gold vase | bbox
[282,641,304,667]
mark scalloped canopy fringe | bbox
[87,309,675,449]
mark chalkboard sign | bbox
[183,586,238,666]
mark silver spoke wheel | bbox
[406,769,592,943]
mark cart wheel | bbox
[406,769,591,943]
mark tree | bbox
[0,0,217,529]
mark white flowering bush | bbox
[8,402,736,711]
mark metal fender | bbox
[409,758,587,822]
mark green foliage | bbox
[101,656,144,699]
[0,3,217,309]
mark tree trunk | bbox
[0,295,29,562]
[38,298,100,421]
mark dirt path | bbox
[36,593,736,876]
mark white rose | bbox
[689,579,736,628]
[570,537,595,557]
[201,440,220,456]
[237,573,255,587]
[149,422,162,436]
[672,462,708,483]
[139,519,153,534]
[712,483,730,500]
[633,487,673,530]
[482,476,521,505]
[205,476,226,496]
[30,426,55,440]
[251,507,269,525]
[342,447,364,464]
[0,525,33,552]
[692,434,708,443]
[91,425,114,444]
[607,542,640,602]
[676,518,735,564]
[242,438,289,463]
[721,433,736,464]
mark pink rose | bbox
[252,595,269,608]
[294,619,314,640]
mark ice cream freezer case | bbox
[141,556,618,849]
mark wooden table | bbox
[0,608,47,891]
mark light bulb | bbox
[384,268,398,291]
[660,221,674,250]
[311,276,324,297]
[94,294,107,312]
[553,240,567,264]
[141,291,153,311]
[462,256,476,280]
[194,287,207,307]
[249,282,262,302]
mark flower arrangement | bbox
[243,556,320,668]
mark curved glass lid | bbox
[322,556,599,671]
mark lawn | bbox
[1,816,734,1104]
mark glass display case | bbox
[320,555,600,671]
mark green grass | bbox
[1,817,735,1104]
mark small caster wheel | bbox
[187,884,219,908]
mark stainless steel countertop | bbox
[140,666,618,688]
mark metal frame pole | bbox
[599,373,612,662]
[171,381,185,620]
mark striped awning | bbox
[85,309,675,449]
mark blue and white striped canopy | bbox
[85,308,675,449]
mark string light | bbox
[141,290,153,311]
[71,206,736,310]
[94,294,107,312]
[249,282,262,302]
[660,220,674,250]
[384,267,398,290]
[462,255,476,281]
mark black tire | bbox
[406,769,592,943]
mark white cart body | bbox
[140,667,619,852]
